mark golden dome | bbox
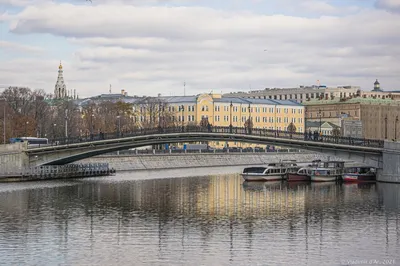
[59,61,63,70]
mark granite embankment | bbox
[79,152,342,171]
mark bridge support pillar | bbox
[378,140,400,183]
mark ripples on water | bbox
[0,168,399,266]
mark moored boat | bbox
[242,161,297,182]
[309,161,345,182]
[287,167,311,182]
[342,166,376,182]
[286,160,321,182]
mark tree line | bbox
[0,87,179,143]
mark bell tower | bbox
[54,61,67,99]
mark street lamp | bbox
[25,121,29,136]
[229,101,233,133]
[385,115,388,139]
[248,103,252,134]
[180,105,184,131]
[116,115,121,137]
[65,109,68,140]
[53,123,57,140]
[90,114,95,136]
[0,98,5,145]
[158,102,161,129]
[318,109,322,135]
[395,116,399,141]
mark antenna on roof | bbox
[109,84,112,94]
[184,81,186,96]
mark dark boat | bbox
[286,160,321,182]
[342,166,376,182]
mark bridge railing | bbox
[38,126,384,149]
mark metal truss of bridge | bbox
[26,126,384,167]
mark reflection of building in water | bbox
[196,175,307,219]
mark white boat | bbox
[241,161,297,182]
[309,161,345,182]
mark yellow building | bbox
[162,93,305,149]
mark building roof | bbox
[306,121,340,129]
[302,97,400,106]
[77,93,304,107]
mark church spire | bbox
[54,61,67,99]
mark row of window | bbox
[164,105,304,114]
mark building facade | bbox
[53,62,77,100]
[224,85,360,103]
[78,92,305,149]
[224,80,400,103]
[303,97,400,140]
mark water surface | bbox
[0,167,399,265]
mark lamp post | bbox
[53,123,56,141]
[65,109,68,140]
[229,101,233,133]
[116,115,121,137]
[0,98,5,145]
[318,109,322,134]
[25,121,29,136]
[395,116,399,141]
[180,105,184,132]
[158,102,161,129]
[90,114,94,136]
[248,103,252,134]
[385,115,388,139]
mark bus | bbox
[10,137,49,146]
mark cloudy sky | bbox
[0,0,399,97]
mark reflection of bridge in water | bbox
[0,174,399,265]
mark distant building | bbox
[372,79,382,92]
[303,96,400,140]
[305,121,340,136]
[224,85,361,103]
[54,62,67,99]
[78,92,305,149]
[53,62,77,100]
[341,119,363,138]
[224,80,400,103]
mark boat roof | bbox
[345,166,375,168]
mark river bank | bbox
[78,152,343,171]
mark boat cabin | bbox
[344,166,375,174]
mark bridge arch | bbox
[27,131,383,167]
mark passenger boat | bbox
[241,161,297,181]
[342,166,376,182]
[286,160,321,182]
[309,161,345,182]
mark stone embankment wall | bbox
[79,152,342,171]
[0,143,29,173]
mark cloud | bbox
[375,0,400,12]
[1,2,400,97]
[0,40,43,53]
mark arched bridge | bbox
[26,126,384,167]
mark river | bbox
[0,166,399,265]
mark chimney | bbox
[121,89,125,95]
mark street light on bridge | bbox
[116,115,121,137]
[229,101,233,134]
[395,116,399,141]
[180,105,184,132]
[318,109,322,135]
[385,115,388,139]
[0,98,6,145]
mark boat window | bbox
[316,170,329,175]
[243,167,266,174]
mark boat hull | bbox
[310,175,340,182]
[342,174,376,182]
[241,174,283,182]
[287,173,310,182]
